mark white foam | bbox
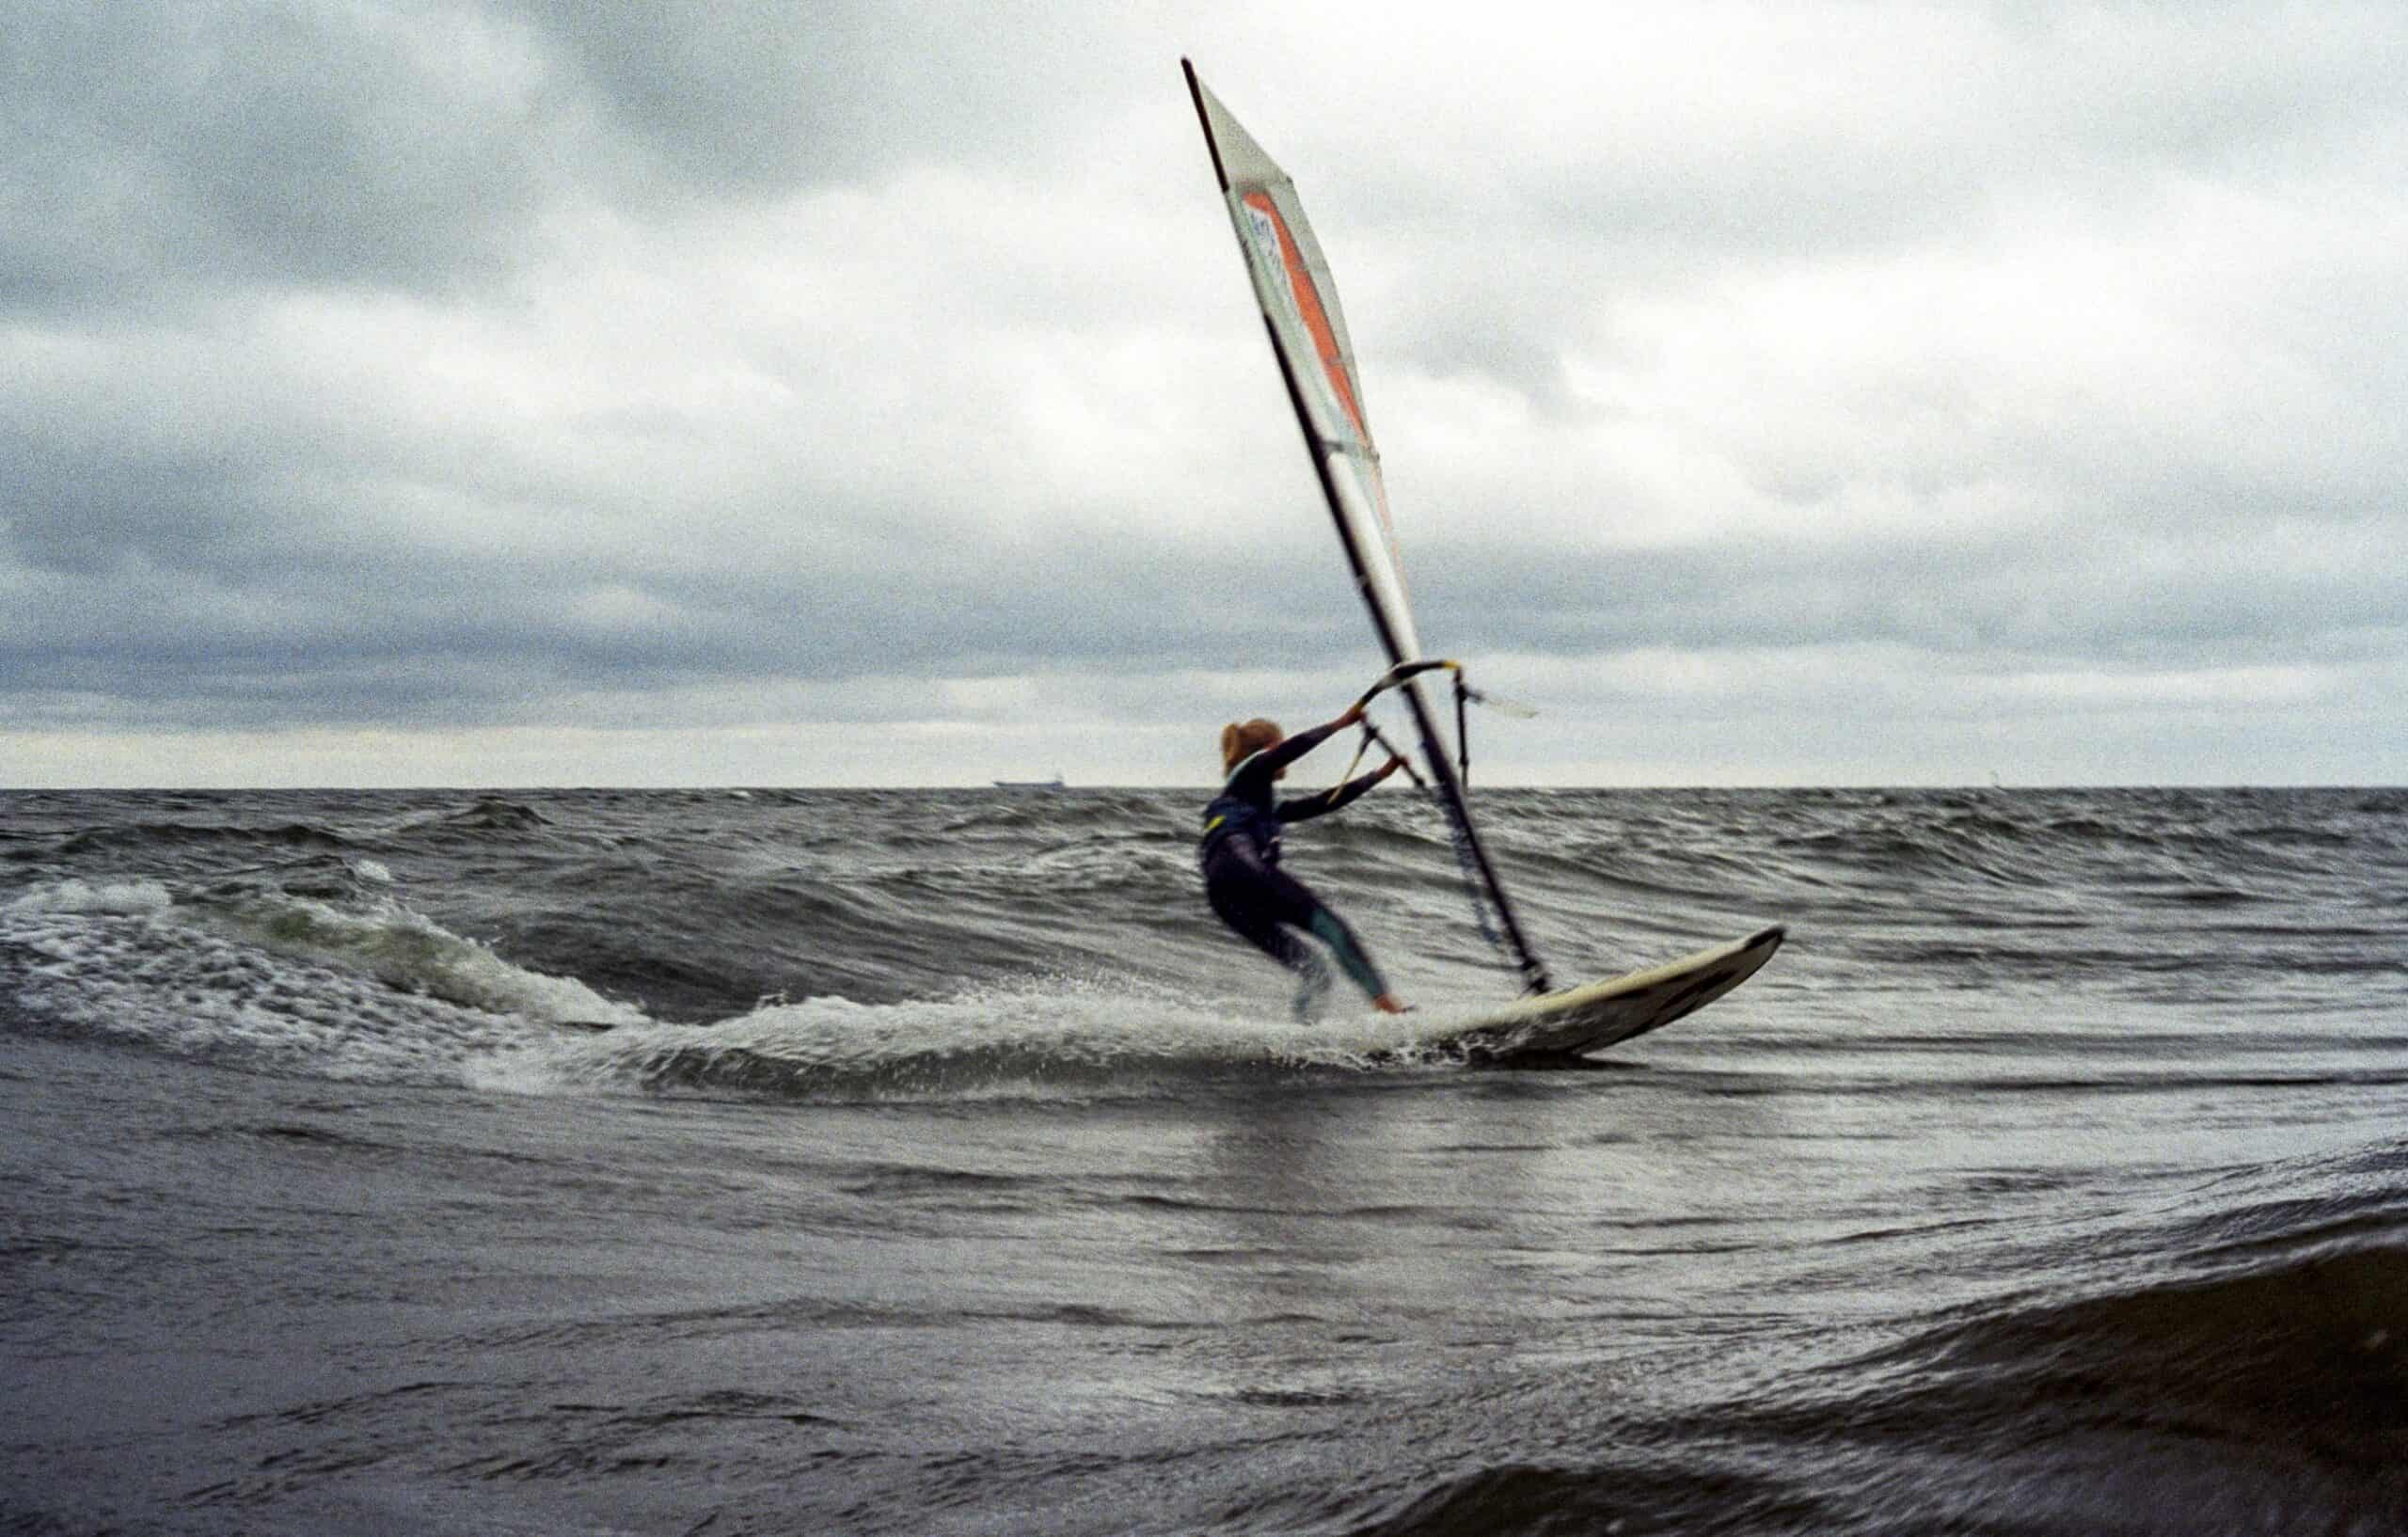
[4,879,174,916]
[507,970,1478,1101]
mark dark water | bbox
[3,785,2404,1536]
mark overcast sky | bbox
[5,0,2401,787]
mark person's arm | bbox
[1278,753,1405,823]
[1255,715,1349,776]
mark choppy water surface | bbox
[3,786,2404,1535]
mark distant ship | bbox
[992,774,1067,790]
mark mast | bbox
[1182,58,1550,994]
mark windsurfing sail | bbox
[1182,59,1550,994]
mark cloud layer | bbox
[5,1,2402,785]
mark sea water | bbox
[3,786,2403,1534]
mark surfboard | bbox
[1413,926,1785,1062]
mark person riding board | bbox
[1199,704,1411,1019]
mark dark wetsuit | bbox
[1199,721,1391,1020]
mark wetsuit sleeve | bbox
[1277,763,1387,824]
[1259,721,1339,775]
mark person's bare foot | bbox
[1371,993,1411,1014]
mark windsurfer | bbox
[1199,705,1410,1019]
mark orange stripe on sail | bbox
[1244,191,1367,443]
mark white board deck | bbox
[1418,925,1786,1061]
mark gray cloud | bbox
[4,0,2403,785]
[3,2,572,309]
[2,0,1183,318]
[514,0,1167,194]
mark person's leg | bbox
[1230,861,1392,1005]
[1208,872,1330,1018]
[1206,842,1395,1012]
[1302,902,1389,1003]
[1287,942,1334,1022]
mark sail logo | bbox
[1241,202,1307,336]
[1242,201,1282,266]
[1239,191,1369,449]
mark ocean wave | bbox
[55,820,358,857]
[0,867,1489,1099]
[0,878,643,1084]
[1661,1139,2408,1532]
[1351,1457,1823,1537]
[1902,1247,2406,1447]
[184,889,649,1028]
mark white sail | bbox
[1183,59,1549,993]
[1185,71,1419,660]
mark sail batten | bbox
[1183,59,1550,994]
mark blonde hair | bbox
[1220,718,1282,772]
